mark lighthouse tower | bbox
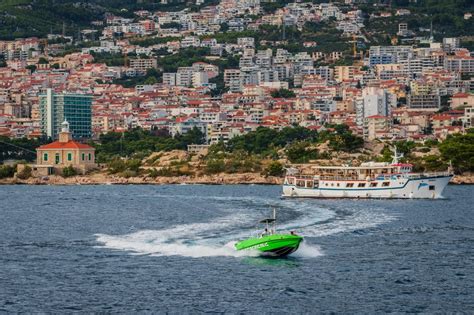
[58,120,72,143]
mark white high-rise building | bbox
[356,87,396,126]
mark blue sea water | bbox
[0,184,473,313]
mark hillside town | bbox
[0,0,473,152]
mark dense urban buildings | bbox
[0,0,472,145]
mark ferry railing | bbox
[288,175,366,181]
[408,171,452,179]
[287,171,451,182]
[317,175,360,181]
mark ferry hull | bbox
[283,175,452,199]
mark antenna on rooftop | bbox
[282,22,286,41]
[429,18,433,42]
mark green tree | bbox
[205,158,225,174]
[263,161,285,176]
[62,165,78,177]
[286,141,318,163]
[38,57,49,64]
[421,155,448,172]
[0,136,50,162]
[271,88,296,98]
[439,131,474,173]
[16,165,32,180]
[107,158,128,174]
[321,124,364,152]
[26,65,37,73]
[144,76,158,85]
[0,165,16,179]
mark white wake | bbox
[95,195,394,259]
[300,207,396,237]
[95,214,260,258]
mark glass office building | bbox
[39,89,92,140]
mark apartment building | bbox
[39,89,92,139]
[407,93,441,110]
[129,58,158,74]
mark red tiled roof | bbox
[366,115,388,119]
[38,140,94,150]
[452,93,470,98]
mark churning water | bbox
[0,184,473,312]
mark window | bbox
[370,182,378,187]
[55,153,60,164]
[346,183,354,188]
[358,183,366,188]
[382,182,390,187]
[429,185,435,191]
[43,153,48,162]
[82,153,85,161]
[67,153,72,161]
[88,153,92,161]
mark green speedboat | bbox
[235,209,303,258]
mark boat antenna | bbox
[273,207,276,234]
[391,145,403,164]
[448,160,453,174]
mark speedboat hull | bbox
[235,234,303,257]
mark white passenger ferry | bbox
[282,154,453,199]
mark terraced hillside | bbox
[0,0,190,39]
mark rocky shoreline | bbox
[0,173,283,185]
[1,172,473,185]
[450,174,474,185]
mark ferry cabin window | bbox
[429,185,435,191]
[346,183,354,188]
[382,182,390,187]
[358,183,366,187]
[370,182,378,187]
